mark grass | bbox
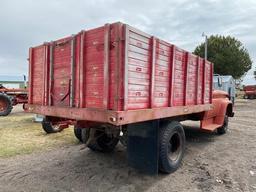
[0,112,77,158]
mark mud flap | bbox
[127,120,159,174]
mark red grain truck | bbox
[26,22,234,174]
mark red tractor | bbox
[0,84,28,116]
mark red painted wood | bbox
[79,31,85,108]
[29,22,213,116]
[150,37,156,108]
[28,47,33,104]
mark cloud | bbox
[0,0,255,75]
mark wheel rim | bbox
[52,124,61,132]
[99,133,114,145]
[0,98,7,112]
[168,132,182,161]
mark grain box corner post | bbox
[26,22,219,174]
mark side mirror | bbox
[218,76,222,87]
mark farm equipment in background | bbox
[0,84,28,116]
[243,85,256,99]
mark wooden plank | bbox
[169,45,175,107]
[48,42,54,106]
[150,37,156,108]
[210,62,213,103]
[103,24,110,109]
[184,52,189,106]
[114,22,123,111]
[43,44,49,106]
[70,35,76,107]
[28,47,33,104]
[202,60,206,104]
[79,31,85,108]
[123,24,129,111]
[196,56,200,105]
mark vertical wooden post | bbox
[150,37,156,108]
[48,42,54,106]
[196,56,200,105]
[123,24,129,111]
[43,44,49,106]
[210,62,213,103]
[79,31,85,108]
[103,24,110,110]
[169,45,175,107]
[114,22,123,111]
[184,52,189,106]
[70,35,76,107]
[28,47,33,104]
[202,60,206,104]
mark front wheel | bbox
[42,118,63,134]
[217,115,229,135]
[158,121,185,173]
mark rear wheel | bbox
[82,128,119,153]
[42,117,63,134]
[217,115,228,135]
[74,125,83,142]
[158,121,185,173]
[249,95,254,99]
[0,94,12,116]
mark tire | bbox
[0,94,12,116]
[82,128,119,153]
[119,127,128,147]
[243,95,248,99]
[249,95,254,100]
[158,121,185,173]
[74,125,83,142]
[217,115,228,135]
[42,118,63,134]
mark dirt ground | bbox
[0,99,255,192]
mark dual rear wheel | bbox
[43,116,228,174]
[74,126,119,153]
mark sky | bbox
[0,0,255,83]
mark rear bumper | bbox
[25,104,212,126]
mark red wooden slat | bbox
[48,42,54,106]
[43,44,49,106]
[103,24,110,109]
[196,56,200,105]
[114,24,120,110]
[168,45,175,107]
[28,47,33,104]
[210,62,213,103]
[79,31,85,108]
[123,24,129,111]
[184,52,189,106]
[202,59,206,104]
[150,37,156,108]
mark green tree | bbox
[193,35,252,79]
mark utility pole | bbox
[202,32,208,60]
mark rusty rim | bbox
[0,98,7,112]
[168,132,182,162]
